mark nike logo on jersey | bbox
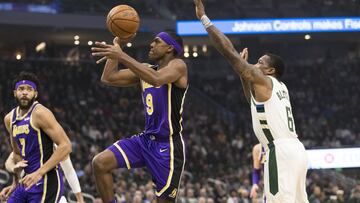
[24,117,30,121]
[160,148,168,153]
[35,182,43,186]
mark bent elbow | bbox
[101,77,113,86]
[64,141,72,155]
[100,77,109,84]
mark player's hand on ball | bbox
[240,48,249,61]
[0,183,16,200]
[92,37,124,63]
[21,170,43,190]
[250,184,259,198]
[194,0,206,19]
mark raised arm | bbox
[92,38,187,88]
[21,106,72,190]
[239,48,251,104]
[100,59,139,87]
[118,55,187,88]
[97,39,139,87]
[194,0,270,88]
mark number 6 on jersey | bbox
[286,106,294,132]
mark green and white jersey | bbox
[250,76,298,148]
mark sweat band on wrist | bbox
[252,168,261,185]
[201,15,213,29]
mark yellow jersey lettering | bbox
[12,124,30,136]
[142,80,161,90]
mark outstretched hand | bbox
[194,0,206,19]
[91,37,123,64]
[240,48,249,61]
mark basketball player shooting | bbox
[194,0,309,202]
[91,30,188,203]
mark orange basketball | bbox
[106,5,140,40]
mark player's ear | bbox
[34,91,38,99]
[267,67,276,75]
[13,90,16,98]
[167,45,175,55]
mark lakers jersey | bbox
[10,101,56,174]
[251,76,298,148]
[259,146,266,164]
[9,101,64,202]
[140,66,187,139]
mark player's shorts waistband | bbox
[275,137,301,145]
[266,137,301,149]
[142,133,181,142]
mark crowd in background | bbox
[4,0,360,20]
[0,46,360,203]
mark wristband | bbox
[252,168,261,185]
[201,15,213,29]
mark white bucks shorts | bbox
[263,138,309,203]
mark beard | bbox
[16,97,36,110]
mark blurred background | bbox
[0,0,360,202]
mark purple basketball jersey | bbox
[141,67,187,139]
[108,65,188,199]
[8,102,63,202]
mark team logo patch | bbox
[169,188,177,198]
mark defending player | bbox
[0,71,72,202]
[3,152,85,203]
[194,1,309,202]
[91,30,188,203]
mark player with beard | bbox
[0,72,72,203]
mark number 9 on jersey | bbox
[146,93,154,115]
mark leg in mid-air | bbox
[92,149,121,203]
[93,135,146,203]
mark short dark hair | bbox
[13,71,40,91]
[164,29,183,56]
[265,52,285,79]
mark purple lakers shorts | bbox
[108,133,185,200]
[7,168,63,203]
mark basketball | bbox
[106,5,140,40]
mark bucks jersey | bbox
[250,76,308,203]
[140,66,187,139]
[259,146,266,164]
[251,76,297,148]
